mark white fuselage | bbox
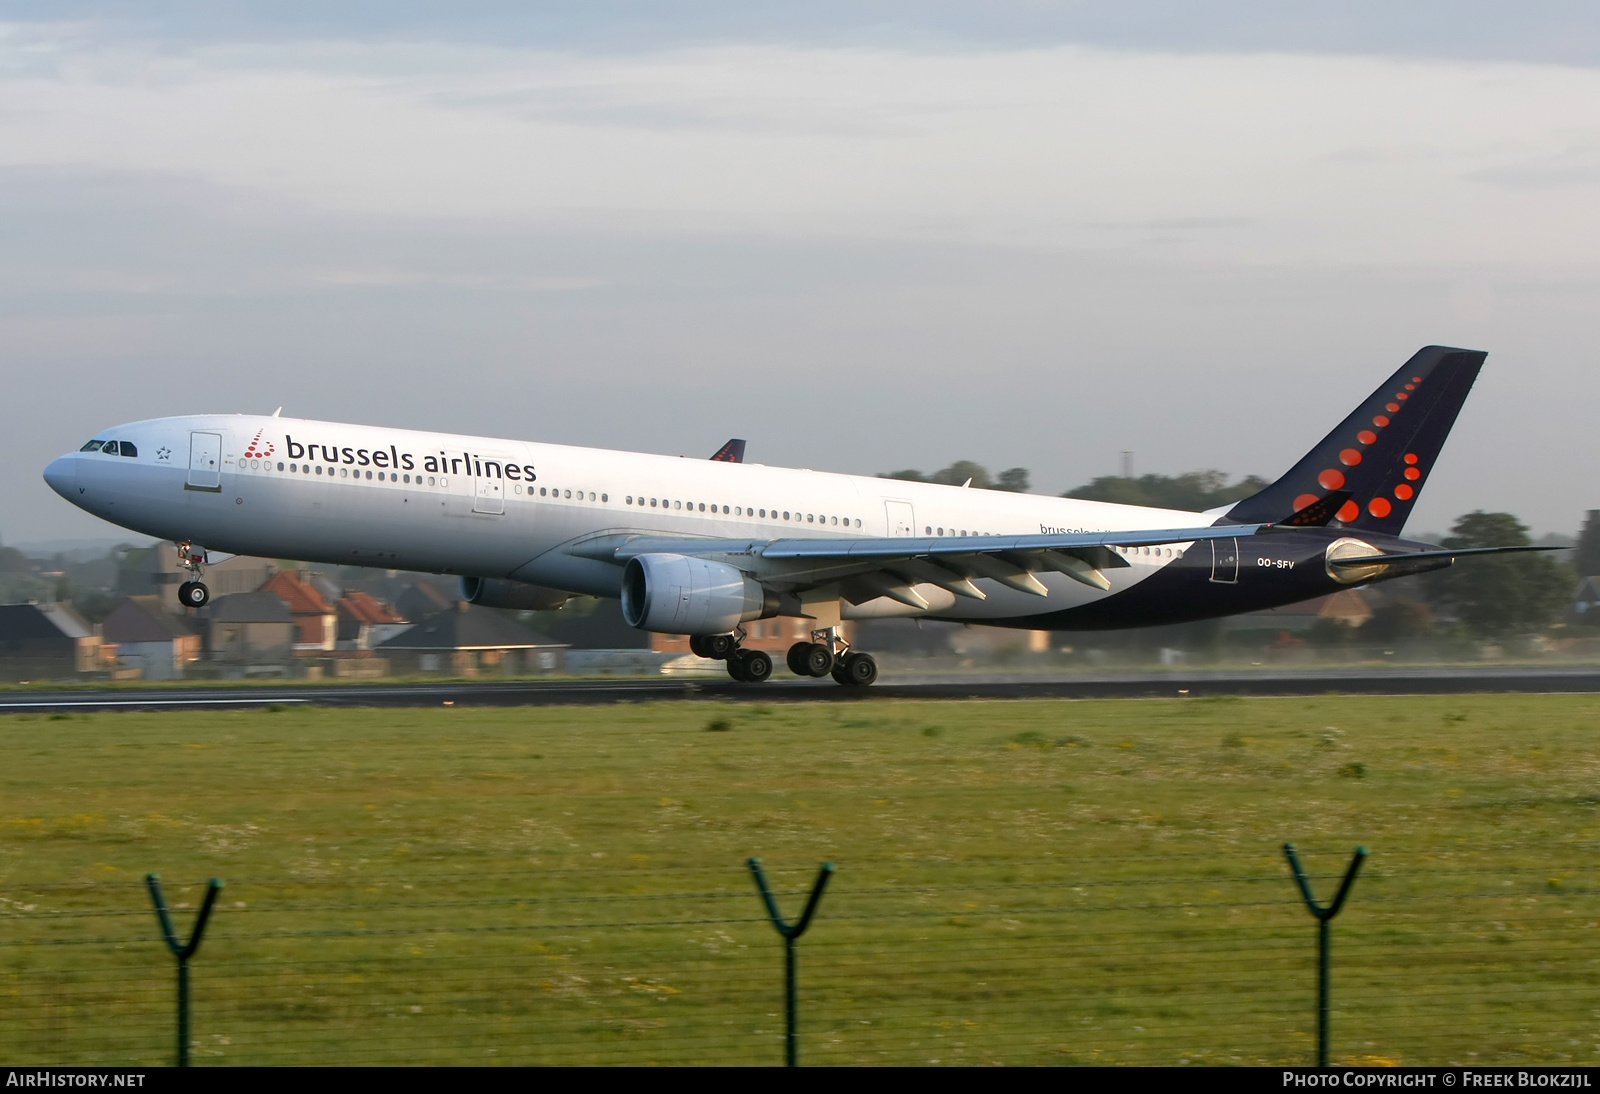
[46,414,1209,624]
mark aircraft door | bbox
[1209,537,1239,584]
[885,500,916,537]
[472,463,505,515]
[186,432,222,492]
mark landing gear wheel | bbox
[178,581,210,609]
[705,633,737,660]
[833,651,877,687]
[786,642,812,676]
[690,635,711,659]
[731,648,773,683]
[802,642,834,677]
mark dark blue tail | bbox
[1226,346,1485,536]
[709,438,746,463]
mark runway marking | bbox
[0,698,312,709]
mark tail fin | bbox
[709,438,746,463]
[1226,346,1485,536]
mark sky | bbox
[3,2,1599,548]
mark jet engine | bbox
[459,577,573,611]
[620,553,778,634]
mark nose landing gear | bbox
[174,542,211,609]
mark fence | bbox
[3,843,1598,1066]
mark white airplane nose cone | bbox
[43,456,77,500]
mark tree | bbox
[878,462,1031,492]
[995,467,1031,493]
[1426,511,1572,639]
[1064,470,1270,513]
[1576,510,1600,578]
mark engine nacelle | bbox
[620,553,777,634]
[460,577,573,611]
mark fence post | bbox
[146,873,224,1067]
[747,858,834,1067]
[1282,843,1366,1067]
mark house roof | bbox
[261,571,335,615]
[0,603,91,642]
[204,591,295,623]
[339,590,406,626]
[377,604,564,651]
[102,597,198,643]
[396,583,454,618]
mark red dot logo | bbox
[1394,484,1414,500]
[1386,402,1401,413]
[1373,415,1390,427]
[1337,500,1360,522]
[1396,392,1409,401]
[1412,376,1422,383]
[1404,467,1421,481]
[1339,449,1363,466]
[1357,430,1377,445]
[1293,493,1320,511]
[1404,453,1418,464]
[1369,497,1393,518]
[1404,384,1415,391]
[1319,469,1347,490]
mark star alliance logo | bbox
[156,446,172,461]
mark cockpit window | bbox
[119,441,137,457]
[81,440,106,452]
[101,441,119,454]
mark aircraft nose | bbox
[43,456,77,500]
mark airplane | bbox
[43,346,1551,687]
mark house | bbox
[117,545,278,614]
[395,582,455,622]
[100,597,201,680]
[377,602,567,675]
[259,571,338,653]
[1222,589,1374,635]
[201,592,295,674]
[1569,576,1600,624]
[0,602,107,681]
[337,591,410,650]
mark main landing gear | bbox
[690,632,772,683]
[687,626,877,687]
[174,541,211,609]
[789,627,877,687]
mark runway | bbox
[3,665,1600,712]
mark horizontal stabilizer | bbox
[1327,545,1562,569]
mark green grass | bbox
[2,695,1598,1066]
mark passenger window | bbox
[601,493,608,502]
[277,462,284,471]
[565,490,572,499]
[316,466,324,475]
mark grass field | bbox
[2,694,1598,1066]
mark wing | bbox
[568,523,1266,608]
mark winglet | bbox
[709,438,746,463]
